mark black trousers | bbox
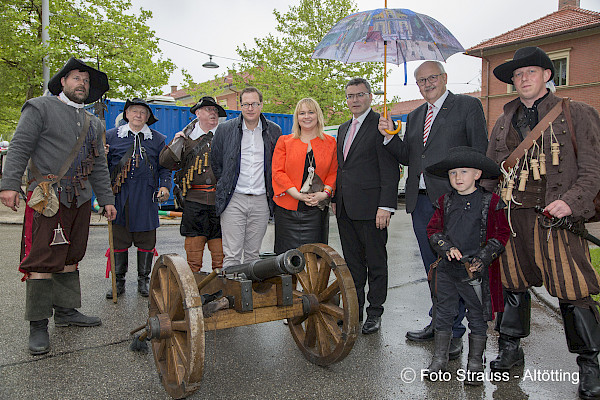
[337,203,388,318]
[436,261,487,336]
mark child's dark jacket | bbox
[427,188,510,319]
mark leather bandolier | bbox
[175,133,216,205]
[60,126,100,204]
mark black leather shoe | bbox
[362,316,381,334]
[449,336,463,360]
[406,322,434,342]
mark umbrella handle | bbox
[383,109,401,135]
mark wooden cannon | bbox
[138,243,359,399]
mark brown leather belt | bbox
[190,184,215,192]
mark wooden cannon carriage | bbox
[136,243,359,398]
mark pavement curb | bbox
[530,286,560,315]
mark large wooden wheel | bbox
[288,243,359,366]
[148,254,204,399]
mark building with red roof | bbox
[465,0,600,130]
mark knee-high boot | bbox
[465,334,487,386]
[25,278,53,355]
[137,249,154,297]
[560,302,600,400]
[53,270,101,327]
[424,330,453,380]
[207,238,224,270]
[106,251,128,299]
[490,290,530,372]
[185,236,207,273]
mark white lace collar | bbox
[58,92,85,109]
[117,123,152,140]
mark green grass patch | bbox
[589,247,600,303]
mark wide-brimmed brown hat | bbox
[122,98,158,126]
[426,146,500,179]
[47,57,109,104]
[493,47,555,84]
[190,96,226,117]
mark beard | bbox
[63,85,89,104]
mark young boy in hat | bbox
[423,146,510,385]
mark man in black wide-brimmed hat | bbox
[0,57,116,355]
[486,46,600,399]
[160,96,226,273]
[105,98,171,299]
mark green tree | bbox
[0,0,175,139]
[231,0,384,125]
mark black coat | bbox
[335,109,400,220]
[211,113,282,216]
[385,92,488,213]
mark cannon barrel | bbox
[222,249,305,282]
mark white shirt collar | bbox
[353,107,371,124]
[429,90,450,110]
[242,118,263,132]
[117,122,152,139]
[189,121,215,140]
[58,92,85,109]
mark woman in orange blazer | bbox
[272,98,337,254]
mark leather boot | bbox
[25,279,53,355]
[185,236,207,273]
[106,251,128,299]
[137,249,154,297]
[407,281,436,342]
[560,302,600,400]
[207,238,224,270]
[465,334,487,386]
[424,330,452,380]
[449,337,463,360]
[490,290,530,372]
[52,270,101,327]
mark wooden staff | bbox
[108,221,117,303]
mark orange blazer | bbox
[272,133,338,211]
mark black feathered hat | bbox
[47,57,109,104]
[426,146,500,179]
[190,96,226,117]
[122,98,158,126]
[493,46,555,84]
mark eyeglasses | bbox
[241,102,261,109]
[345,92,369,100]
[416,74,443,86]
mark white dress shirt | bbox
[235,119,265,195]
[189,121,213,140]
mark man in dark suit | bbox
[333,78,400,334]
[378,61,488,355]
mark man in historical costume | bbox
[334,78,400,334]
[105,98,171,298]
[486,46,600,400]
[159,96,225,272]
[211,88,282,267]
[378,61,489,355]
[0,57,117,355]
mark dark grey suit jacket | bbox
[385,91,488,213]
[335,109,400,220]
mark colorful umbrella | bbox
[312,5,464,134]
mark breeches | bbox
[499,208,600,300]
[20,197,91,273]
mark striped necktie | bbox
[423,104,435,145]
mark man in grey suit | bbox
[378,61,488,356]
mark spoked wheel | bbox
[148,254,204,399]
[288,243,359,366]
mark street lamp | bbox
[202,55,219,69]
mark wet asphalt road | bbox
[0,209,586,400]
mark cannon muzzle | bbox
[222,249,305,281]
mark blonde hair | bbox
[292,98,325,139]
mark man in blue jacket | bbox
[105,98,171,298]
[211,87,281,267]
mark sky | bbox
[128,0,600,102]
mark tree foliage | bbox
[0,0,175,139]
[231,0,384,125]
